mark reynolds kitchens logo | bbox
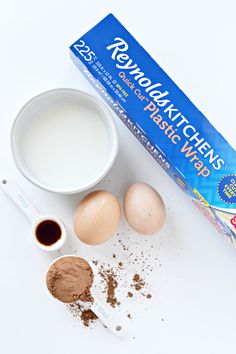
[106,37,225,171]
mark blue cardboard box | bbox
[70,14,236,245]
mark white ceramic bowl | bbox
[11,88,119,194]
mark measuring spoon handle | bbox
[0,175,40,223]
[91,296,126,337]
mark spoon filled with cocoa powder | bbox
[46,256,125,337]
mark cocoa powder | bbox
[65,258,153,328]
[81,309,98,326]
[132,274,145,292]
[68,302,98,327]
[46,256,93,303]
[98,267,120,308]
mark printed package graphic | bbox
[70,14,236,245]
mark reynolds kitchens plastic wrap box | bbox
[70,14,236,245]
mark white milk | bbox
[20,102,110,190]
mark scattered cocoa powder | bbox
[133,274,140,282]
[113,232,162,275]
[132,274,145,292]
[81,309,98,327]
[100,270,120,307]
[107,274,118,307]
[68,302,98,327]
[135,284,141,291]
[65,255,153,328]
[94,260,123,308]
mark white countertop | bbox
[0,1,236,353]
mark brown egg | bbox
[73,190,121,245]
[124,182,166,235]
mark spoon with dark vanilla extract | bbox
[0,175,66,251]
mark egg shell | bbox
[124,182,166,235]
[73,190,121,245]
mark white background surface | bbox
[0,1,236,353]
